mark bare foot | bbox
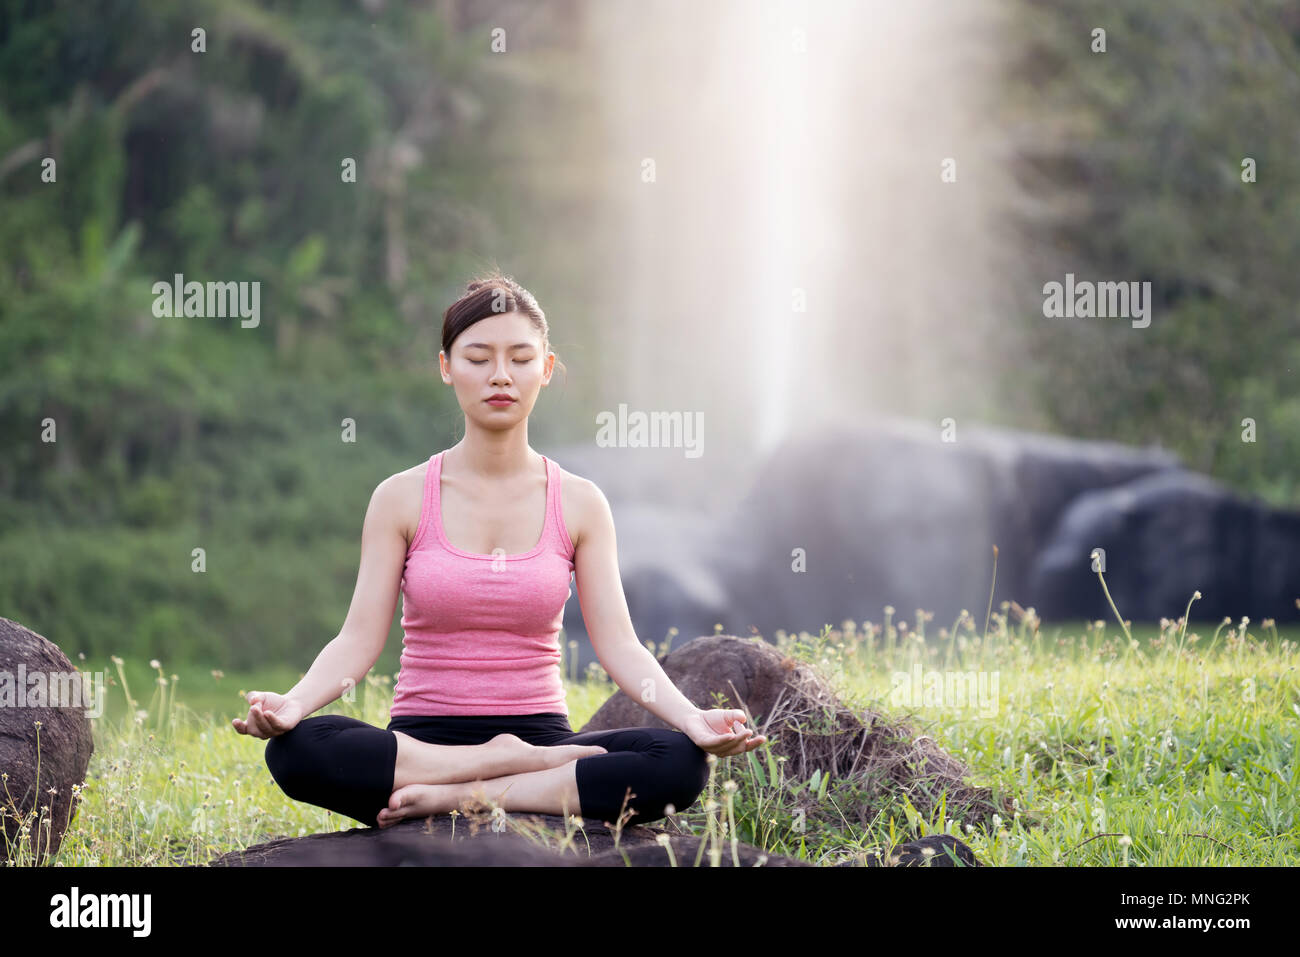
[378,738,609,826]
[485,733,607,777]
[377,783,460,828]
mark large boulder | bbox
[1029,469,1300,621]
[0,617,95,864]
[580,633,813,735]
[556,417,1299,637]
[207,813,975,867]
[582,634,1012,833]
[548,444,734,668]
[709,417,1182,635]
[590,503,728,661]
[208,812,805,867]
[969,421,1185,608]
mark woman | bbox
[233,272,765,830]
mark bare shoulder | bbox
[374,458,430,547]
[555,465,611,550]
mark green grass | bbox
[791,605,1299,866]
[5,596,1297,866]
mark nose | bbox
[489,357,512,386]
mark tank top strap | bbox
[542,454,576,559]
[407,451,440,556]
[429,448,445,535]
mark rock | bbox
[586,835,796,867]
[555,417,1298,643]
[206,807,979,868]
[581,634,1011,833]
[559,416,1300,634]
[208,813,806,867]
[0,617,95,864]
[1029,469,1300,621]
[711,417,1182,635]
[568,503,728,671]
[970,421,1184,611]
[548,445,749,668]
[579,633,810,736]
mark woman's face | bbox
[440,310,554,428]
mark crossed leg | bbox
[263,715,603,829]
[378,725,711,828]
[264,716,709,830]
[378,760,583,828]
[390,729,604,788]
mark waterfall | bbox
[581,0,1019,472]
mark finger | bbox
[724,734,764,757]
[256,706,279,737]
[702,725,739,743]
[249,704,273,737]
[235,716,261,737]
[232,718,245,733]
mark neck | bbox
[448,422,536,479]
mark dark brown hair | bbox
[441,271,566,380]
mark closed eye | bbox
[468,359,531,364]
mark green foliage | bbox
[2,0,1296,678]
[1001,0,1300,506]
[0,1,593,662]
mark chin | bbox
[472,407,527,425]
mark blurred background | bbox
[2,0,1298,683]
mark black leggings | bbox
[263,712,711,829]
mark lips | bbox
[486,395,516,404]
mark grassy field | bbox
[6,596,1297,867]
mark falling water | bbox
[580,0,1022,500]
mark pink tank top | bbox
[391,450,576,716]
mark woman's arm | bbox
[282,475,408,717]
[570,479,763,756]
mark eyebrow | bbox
[462,342,536,350]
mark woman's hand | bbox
[679,708,767,757]
[231,691,304,739]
